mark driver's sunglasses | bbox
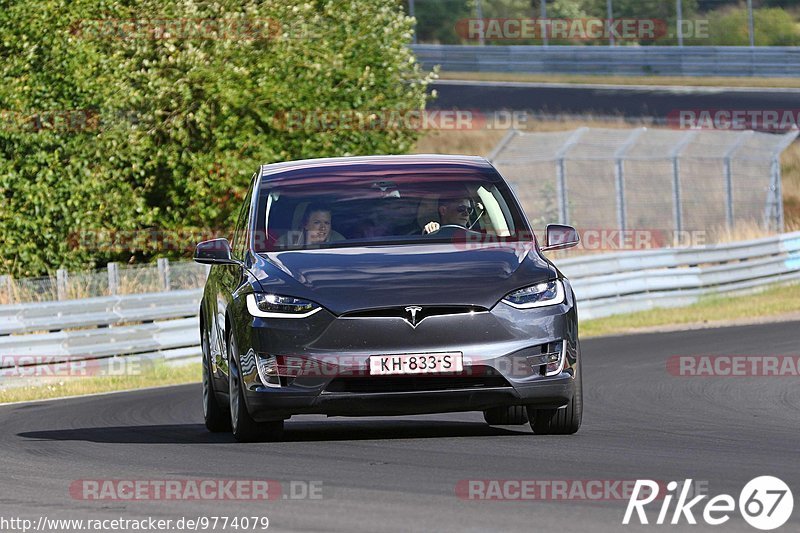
[455,205,474,215]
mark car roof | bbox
[259,154,493,179]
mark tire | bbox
[483,405,529,425]
[202,328,231,433]
[228,333,284,443]
[527,350,583,435]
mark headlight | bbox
[246,293,322,318]
[502,280,565,309]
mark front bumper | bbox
[231,282,580,421]
[244,373,574,420]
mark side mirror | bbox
[194,239,237,265]
[541,224,580,252]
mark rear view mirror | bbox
[194,239,237,265]
[541,224,580,252]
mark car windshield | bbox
[253,161,530,252]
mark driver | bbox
[423,197,474,234]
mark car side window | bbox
[231,176,255,260]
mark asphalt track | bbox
[1,321,798,532]
[429,80,800,120]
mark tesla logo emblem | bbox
[404,306,423,328]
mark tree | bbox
[706,6,800,45]
[405,0,472,44]
[0,0,435,277]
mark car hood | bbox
[253,244,555,315]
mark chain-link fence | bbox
[0,260,208,305]
[489,127,799,241]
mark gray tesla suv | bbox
[194,155,582,441]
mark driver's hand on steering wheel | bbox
[423,221,440,234]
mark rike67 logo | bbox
[624,477,794,530]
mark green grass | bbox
[439,71,800,89]
[0,361,201,404]
[581,282,800,338]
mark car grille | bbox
[324,368,511,394]
[341,306,487,321]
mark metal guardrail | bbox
[0,232,798,386]
[561,232,800,319]
[0,290,202,388]
[411,45,800,77]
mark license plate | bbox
[369,352,463,376]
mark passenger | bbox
[423,197,474,234]
[279,203,345,248]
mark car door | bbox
[214,174,257,381]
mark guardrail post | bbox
[606,0,615,47]
[556,159,567,225]
[669,131,697,237]
[723,158,734,230]
[614,160,626,232]
[158,258,171,291]
[766,131,798,232]
[554,128,588,225]
[0,275,11,304]
[540,0,549,46]
[614,128,646,233]
[56,269,68,301]
[768,156,784,233]
[672,156,682,234]
[107,262,119,295]
[475,0,485,46]
[723,131,754,231]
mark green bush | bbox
[408,0,472,44]
[0,0,434,277]
[706,7,800,46]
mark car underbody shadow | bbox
[19,418,531,444]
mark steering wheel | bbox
[424,224,482,239]
[426,224,465,235]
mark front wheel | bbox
[202,329,231,433]
[228,333,284,442]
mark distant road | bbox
[429,79,800,120]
